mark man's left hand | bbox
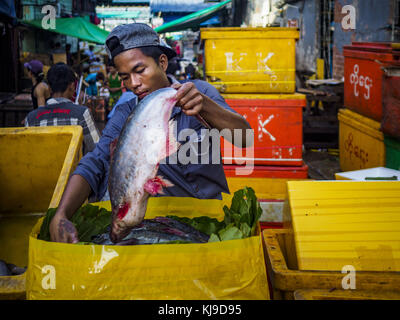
[171,82,203,116]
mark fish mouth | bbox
[110,220,132,243]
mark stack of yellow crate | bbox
[200,27,308,180]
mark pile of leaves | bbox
[168,187,262,242]
[38,204,111,242]
[39,187,262,243]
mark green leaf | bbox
[166,215,225,236]
[38,208,57,241]
[222,205,232,225]
[71,205,112,242]
[218,225,243,241]
[208,233,221,242]
[240,222,251,238]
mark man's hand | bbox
[50,213,79,243]
[171,81,252,148]
[171,82,203,117]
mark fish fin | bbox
[110,138,118,161]
[144,176,174,195]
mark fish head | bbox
[110,193,149,243]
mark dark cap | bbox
[24,60,43,74]
[105,23,176,61]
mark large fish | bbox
[91,217,210,245]
[108,88,179,243]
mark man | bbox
[49,23,251,243]
[84,71,105,96]
[83,45,98,65]
[24,60,51,109]
[66,43,73,66]
[25,63,100,155]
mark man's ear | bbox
[68,82,76,91]
[159,54,168,72]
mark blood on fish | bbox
[117,202,131,220]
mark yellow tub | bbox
[0,126,83,299]
[338,108,385,172]
[200,27,299,94]
[27,198,270,300]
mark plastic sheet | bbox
[26,197,270,300]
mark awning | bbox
[22,17,109,44]
[155,0,230,34]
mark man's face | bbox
[114,48,169,100]
[109,65,118,75]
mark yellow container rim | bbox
[338,108,383,140]
[222,93,306,100]
[0,126,83,209]
[200,27,299,39]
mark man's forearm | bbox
[199,94,252,147]
[56,174,92,219]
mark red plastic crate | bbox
[223,163,308,178]
[221,94,306,166]
[382,66,400,140]
[343,42,400,121]
[260,222,284,231]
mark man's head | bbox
[96,72,105,83]
[66,43,71,52]
[108,63,117,75]
[105,23,176,99]
[89,45,94,51]
[24,60,43,79]
[47,63,77,100]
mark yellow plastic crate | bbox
[263,229,400,300]
[285,181,400,272]
[27,198,270,300]
[338,108,385,172]
[0,126,83,299]
[200,27,299,94]
[294,289,400,300]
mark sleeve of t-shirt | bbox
[85,73,96,84]
[72,100,135,201]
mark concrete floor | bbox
[303,149,341,180]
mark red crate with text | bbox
[343,42,400,121]
[221,94,306,166]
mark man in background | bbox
[25,63,100,155]
[24,60,50,109]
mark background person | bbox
[24,60,51,109]
[25,62,100,155]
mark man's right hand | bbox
[48,175,92,243]
[50,213,79,243]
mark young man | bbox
[24,60,51,109]
[49,23,251,243]
[25,63,100,155]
